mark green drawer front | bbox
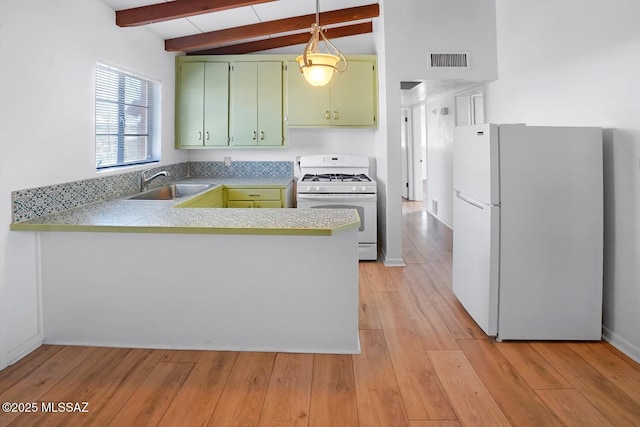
[227,200,255,208]
[227,188,280,201]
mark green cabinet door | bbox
[285,61,331,126]
[286,59,377,128]
[177,62,229,147]
[257,62,283,146]
[178,62,205,147]
[230,61,283,146]
[330,61,376,127]
[204,63,230,146]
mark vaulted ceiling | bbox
[99,0,380,55]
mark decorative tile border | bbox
[189,161,293,177]
[11,161,293,223]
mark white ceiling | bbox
[98,1,479,99]
[99,0,377,42]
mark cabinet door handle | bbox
[325,110,330,120]
[333,111,339,120]
[205,131,210,140]
[248,194,260,197]
[252,131,257,140]
[260,131,265,140]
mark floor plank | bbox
[408,263,485,340]
[258,353,313,427]
[309,354,358,427]
[352,330,410,426]
[394,266,459,350]
[568,342,640,405]
[8,347,129,427]
[427,349,511,427]
[107,361,192,426]
[532,342,640,426]
[62,348,173,427]
[358,263,381,330]
[0,345,64,394]
[158,351,238,427]
[0,346,96,426]
[494,342,572,390]
[373,291,456,421]
[458,339,563,426]
[535,389,615,427]
[207,352,276,427]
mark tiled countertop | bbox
[10,177,361,236]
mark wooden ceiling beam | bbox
[166,3,379,52]
[188,21,373,55]
[116,0,276,27]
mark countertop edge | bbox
[10,217,361,236]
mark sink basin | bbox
[127,184,212,200]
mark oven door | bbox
[296,193,377,245]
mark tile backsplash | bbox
[11,161,293,222]
[189,161,293,177]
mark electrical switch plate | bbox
[224,156,231,166]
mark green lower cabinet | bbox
[225,187,284,208]
[227,200,256,208]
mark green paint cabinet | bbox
[176,62,229,148]
[229,61,284,146]
[286,58,377,128]
[226,187,284,208]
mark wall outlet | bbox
[224,156,231,167]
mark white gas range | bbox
[296,154,377,260]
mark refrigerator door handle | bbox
[455,191,486,209]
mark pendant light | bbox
[296,0,348,87]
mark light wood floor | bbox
[1,200,640,426]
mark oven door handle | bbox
[297,194,377,203]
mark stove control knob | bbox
[315,186,321,192]
[351,186,357,192]
[361,186,367,192]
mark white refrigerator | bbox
[452,123,603,340]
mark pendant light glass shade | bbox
[297,2,347,87]
[296,52,340,87]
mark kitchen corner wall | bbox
[486,0,640,361]
[0,0,183,369]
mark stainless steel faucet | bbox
[140,169,170,192]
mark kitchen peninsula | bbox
[10,168,362,355]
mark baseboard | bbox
[7,334,43,367]
[602,326,640,363]
[426,209,453,229]
[380,245,405,267]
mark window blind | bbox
[95,63,159,169]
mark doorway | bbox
[400,104,427,202]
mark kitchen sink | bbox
[127,184,212,200]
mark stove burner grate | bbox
[301,173,371,183]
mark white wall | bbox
[486,0,640,361]
[0,0,181,369]
[425,93,456,227]
[380,0,498,264]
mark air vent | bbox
[428,52,469,68]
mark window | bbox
[95,62,160,170]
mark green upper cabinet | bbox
[230,61,284,146]
[286,57,377,128]
[176,61,229,148]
